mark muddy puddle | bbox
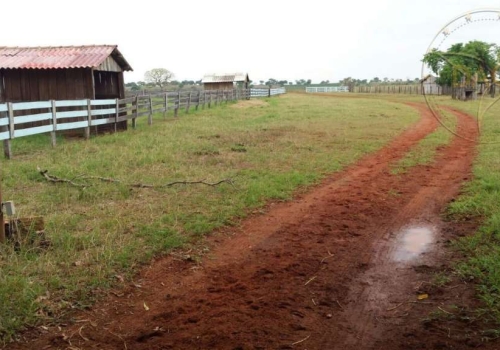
[393,225,435,262]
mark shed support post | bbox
[85,99,92,140]
[132,96,138,129]
[51,100,57,147]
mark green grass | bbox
[0,93,419,340]
[391,111,456,174]
[442,97,500,323]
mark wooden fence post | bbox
[0,185,4,243]
[201,91,205,110]
[195,91,200,111]
[174,92,180,117]
[186,92,192,114]
[2,102,13,159]
[115,98,119,133]
[148,95,153,125]
[85,99,92,140]
[164,92,168,119]
[132,96,138,129]
[51,100,57,147]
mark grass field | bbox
[0,93,420,340]
[439,97,500,323]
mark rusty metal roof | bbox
[0,45,132,71]
[202,73,249,83]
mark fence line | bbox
[305,86,349,93]
[0,88,286,159]
[352,84,453,95]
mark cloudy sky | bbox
[2,0,499,83]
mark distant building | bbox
[202,73,249,90]
[421,74,441,95]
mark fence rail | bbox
[0,88,286,159]
[305,86,349,93]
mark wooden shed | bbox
[0,45,132,133]
[202,73,249,90]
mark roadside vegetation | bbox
[0,93,419,340]
[441,97,500,323]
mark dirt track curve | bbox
[11,102,491,350]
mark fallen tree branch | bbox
[38,168,87,188]
[38,168,234,189]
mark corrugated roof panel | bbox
[0,45,132,71]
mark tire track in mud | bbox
[10,104,482,350]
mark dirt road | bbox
[11,103,490,349]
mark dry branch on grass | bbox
[37,168,234,189]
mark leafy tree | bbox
[144,68,174,88]
[423,40,500,96]
[125,82,140,91]
[340,77,352,86]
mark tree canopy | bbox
[423,41,500,93]
[144,68,174,88]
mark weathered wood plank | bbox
[91,108,116,116]
[91,118,114,126]
[12,101,51,111]
[57,121,89,131]
[14,125,53,138]
[90,99,115,106]
[0,131,10,141]
[85,99,91,140]
[15,112,52,125]
[56,110,88,119]
[55,100,88,108]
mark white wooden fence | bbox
[250,87,287,97]
[0,87,286,159]
[305,86,349,93]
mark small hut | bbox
[421,74,441,95]
[0,45,133,132]
[202,73,249,90]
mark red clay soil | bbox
[9,103,496,350]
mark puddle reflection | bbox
[393,226,435,262]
